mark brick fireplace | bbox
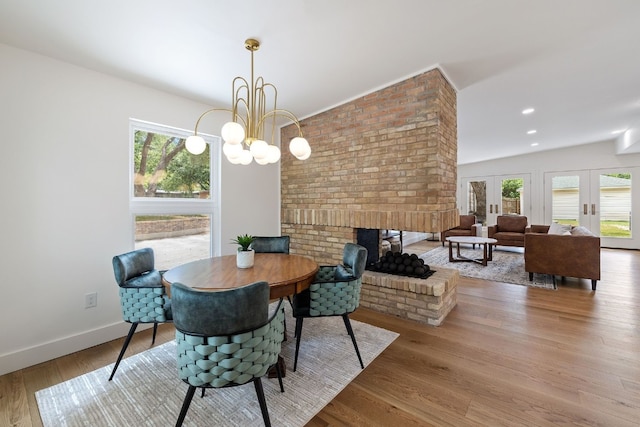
[279,68,460,326]
[281,67,459,265]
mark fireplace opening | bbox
[356,228,380,267]
[356,228,435,279]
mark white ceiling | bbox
[2,0,640,164]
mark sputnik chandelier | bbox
[185,38,311,165]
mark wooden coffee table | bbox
[446,236,498,266]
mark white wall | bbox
[0,44,280,375]
[457,140,640,225]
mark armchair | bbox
[109,247,172,381]
[171,281,285,427]
[291,243,368,372]
[441,214,481,247]
[487,215,528,248]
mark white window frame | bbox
[129,118,221,256]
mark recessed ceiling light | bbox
[531,142,539,147]
[527,130,537,135]
[522,108,535,115]
[611,129,626,135]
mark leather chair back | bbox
[171,281,269,336]
[250,236,290,254]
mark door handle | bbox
[490,205,493,214]
[495,204,499,214]
[583,204,588,215]
[591,204,596,215]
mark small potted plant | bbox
[232,234,254,268]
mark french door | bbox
[462,174,531,226]
[544,167,640,249]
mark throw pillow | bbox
[571,226,595,236]
[548,222,571,235]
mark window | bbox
[129,119,220,269]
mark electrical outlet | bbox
[85,292,98,308]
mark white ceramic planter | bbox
[236,249,255,268]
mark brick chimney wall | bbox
[280,68,459,264]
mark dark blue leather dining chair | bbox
[109,247,172,381]
[250,236,290,254]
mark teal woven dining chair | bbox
[291,242,368,372]
[109,247,172,381]
[171,281,285,427]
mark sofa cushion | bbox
[548,222,572,235]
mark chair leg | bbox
[108,322,138,381]
[293,317,304,372]
[284,296,295,339]
[151,322,158,345]
[275,358,285,393]
[253,378,271,427]
[342,314,364,369]
[175,385,197,427]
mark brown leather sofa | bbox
[487,215,528,248]
[524,224,601,290]
[441,214,481,246]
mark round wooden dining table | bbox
[162,253,319,299]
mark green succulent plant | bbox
[231,234,254,251]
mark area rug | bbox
[35,309,399,427]
[420,245,555,289]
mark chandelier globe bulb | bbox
[185,135,207,155]
[221,121,245,144]
[266,145,281,163]
[223,142,243,160]
[289,136,310,158]
[239,149,253,165]
[250,139,269,160]
[296,150,311,160]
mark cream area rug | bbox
[36,308,399,427]
[420,245,555,289]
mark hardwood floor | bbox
[2,245,639,426]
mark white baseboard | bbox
[0,322,153,376]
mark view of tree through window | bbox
[134,130,210,199]
[130,120,219,267]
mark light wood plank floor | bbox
[2,243,639,426]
